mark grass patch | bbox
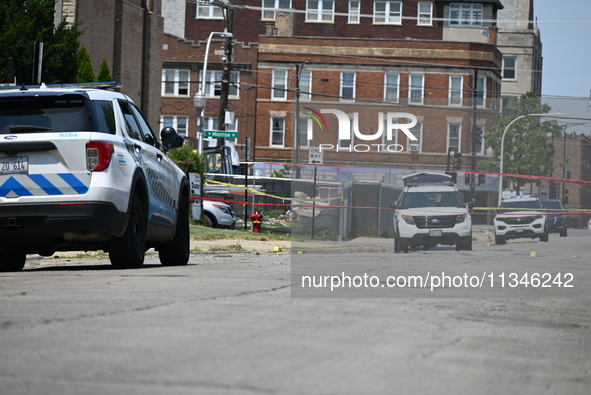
[190,225,290,242]
[208,243,245,252]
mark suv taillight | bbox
[86,141,114,171]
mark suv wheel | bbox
[540,229,549,242]
[109,192,146,269]
[456,237,472,251]
[495,235,506,245]
[0,252,26,272]
[560,227,567,237]
[159,192,190,266]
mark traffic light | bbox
[563,189,569,205]
[478,173,485,185]
[566,171,571,180]
[464,173,471,185]
[453,152,463,170]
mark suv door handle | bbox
[157,153,163,162]
[134,143,142,152]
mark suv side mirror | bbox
[161,127,184,150]
[465,201,474,210]
[391,200,400,209]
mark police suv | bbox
[0,85,189,271]
[392,172,472,252]
[494,195,548,244]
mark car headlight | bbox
[212,204,231,215]
[456,213,468,223]
[401,215,415,225]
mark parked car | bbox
[540,199,567,237]
[588,217,591,230]
[494,196,548,244]
[203,200,236,229]
[0,86,189,271]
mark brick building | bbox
[161,0,505,174]
[55,0,164,130]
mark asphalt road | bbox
[1,229,590,395]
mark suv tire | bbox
[159,192,190,266]
[495,235,506,245]
[109,192,146,269]
[0,252,26,272]
[540,229,549,242]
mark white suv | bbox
[0,86,190,271]
[393,173,472,252]
[494,196,548,244]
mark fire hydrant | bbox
[249,211,263,233]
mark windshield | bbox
[0,95,115,134]
[499,200,542,213]
[541,200,563,212]
[401,191,464,209]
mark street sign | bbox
[308,146,323,165]
[204,130,238,139]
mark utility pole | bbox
[470,68,479,201]
[217,6,234,150]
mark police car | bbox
[392,172,473,252]
[0,85,190,271]
[494,195,548,244]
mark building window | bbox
[203,70,240,98]
[272,69,288,100]
[503,57,517,79]
[270,116,285,147]
[339,119,353,149]
[475,76,486,107]
[341,72,356,101]
[384,73,399,102]
[406,121,422,152]
[348,0,361,23]
[297,116,311,149]
[409,74,424,104]
[447,123,461,152]
[449,75,463,106]
[299,70,312,101]
[373,1,402,24]
[417,2,433,25]
[162,69,190,96]
[262,0,291,20]
[306,0,334,22]
[161,115,188,137]
[449,3,483,26]
[382,116,398,146]
[196,4,224,19]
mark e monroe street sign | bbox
[204,130,238,139]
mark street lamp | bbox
[497,113,563,207]
[194,29,233,154]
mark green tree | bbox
[76,46,95,83]
[167,144,206,178]
[479,92,562,195]
[0,0,82,85]
[97,59,112,82]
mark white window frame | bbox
[272,69,288,100]
[196,4,224,19]
[338,119,353,149]
[161,115,188,137]
[447,123,462,153]
[409,74,424,104]
[348,0,361,23]
[299,70,312,101]
[417,2,433,26]
[384,73,399,103]
[503,57,517,80]
[202,70,240,99]
[306,0,335,22]
[475,76,486,107]
[161,69,190,97]
[406,121,423,152]
[373,1,402,25]
[382,117,398,146]
[270,116,286,147]
[449,75,463,106]
[340,72,356,101]
[297,116,311,149]
[449,3,483,26]
[262,0,292,20]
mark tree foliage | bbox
[479,92,562,194]
[97,59,112,82]
[0,0,82,85]
[76,46,95,83]
[167,144,206,178]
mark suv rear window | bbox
[0,95,115,134]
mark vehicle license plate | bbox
[430,229,442,237]
[515,228,524,233]
[0,156,28,174]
